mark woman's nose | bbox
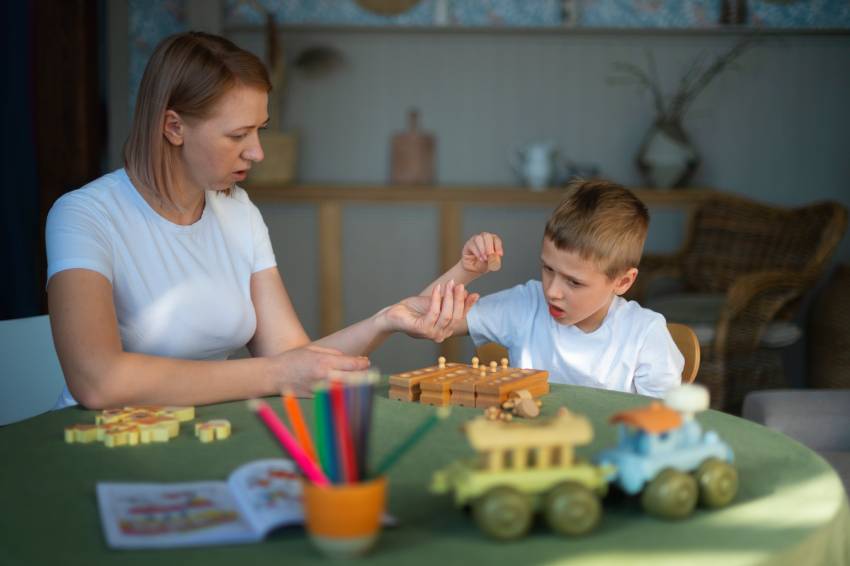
[243,136,264,163]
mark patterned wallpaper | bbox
[128,0,186,112]
[219,0,850,28]
[127,0,850,112]
[223,0,564,27]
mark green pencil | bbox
[313,386,330,479]
[373,407,450,477]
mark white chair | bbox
[0,315,66,425]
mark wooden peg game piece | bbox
[487,254,502,272]
[420,367,470,406]
[475,369,550,408]
[389,361,463,402]
[391,360,550,409]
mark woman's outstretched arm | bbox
[48,268,368,408]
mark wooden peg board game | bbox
[389,357,549,408]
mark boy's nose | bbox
[544,279,563,299]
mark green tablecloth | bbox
[1,384,848,566]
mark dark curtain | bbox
[0,0,105,320]
[0,1,40,319]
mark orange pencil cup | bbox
[302,476,387,558]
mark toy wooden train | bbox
[430,384,737,540]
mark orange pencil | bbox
[282,390,318,464]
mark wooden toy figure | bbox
[430,407,612,540]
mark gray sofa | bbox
[742,389,850,494]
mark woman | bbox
[46,32,473,409]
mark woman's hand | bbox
[381,280,478,343]
[460,232,504,275]
[270,344,370,397]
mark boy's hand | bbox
[382,280,478,343]
[461,232,504,275]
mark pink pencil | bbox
[248,399,330,487]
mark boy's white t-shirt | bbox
[45,169,277,409]
[467,280,683,398]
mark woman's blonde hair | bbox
[544,179,649,279]
[124,31,271,204]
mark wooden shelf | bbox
[247,183,715,360]
[246,184,719,207]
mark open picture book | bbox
[97,458,307,549]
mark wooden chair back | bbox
[475,342,509,367]
[667,322,700,384]
[474,321,700,386]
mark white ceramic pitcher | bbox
[511,142,560,191]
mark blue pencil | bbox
[358,370,377,479]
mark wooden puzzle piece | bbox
[64,405,194,448]
[64,424,100,444]
[103,423,141,448]
[194,419,232,443]
[159,406,195,422]
[134,415,180,442]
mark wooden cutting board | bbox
[390,109,435,185]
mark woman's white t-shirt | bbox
[45,169,277,408]
[467,280,683,398]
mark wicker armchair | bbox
[629,194,848,413]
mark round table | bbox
[1,384,847,566]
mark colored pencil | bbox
[358,370,377,479]
[331,380,359,483]
[346,378,362,479]
[373,407,449,477]
[282,391,318,463]
[320,386,340,483]
[313,385,331,480]
[248,400,330,487]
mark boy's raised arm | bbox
[420,232,504,296]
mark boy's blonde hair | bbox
[124,31,271,205]
[544,180,649,279]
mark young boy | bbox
[425,179,682,398]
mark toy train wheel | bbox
[543,482,601,536]
[472,486,533,540]
[695,458,738,508]
[641,468,698,520]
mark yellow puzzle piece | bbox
[64,405,194,447]
[195,419,231,443]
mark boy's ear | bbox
[613,267,638,296]
[162,110,185,147]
